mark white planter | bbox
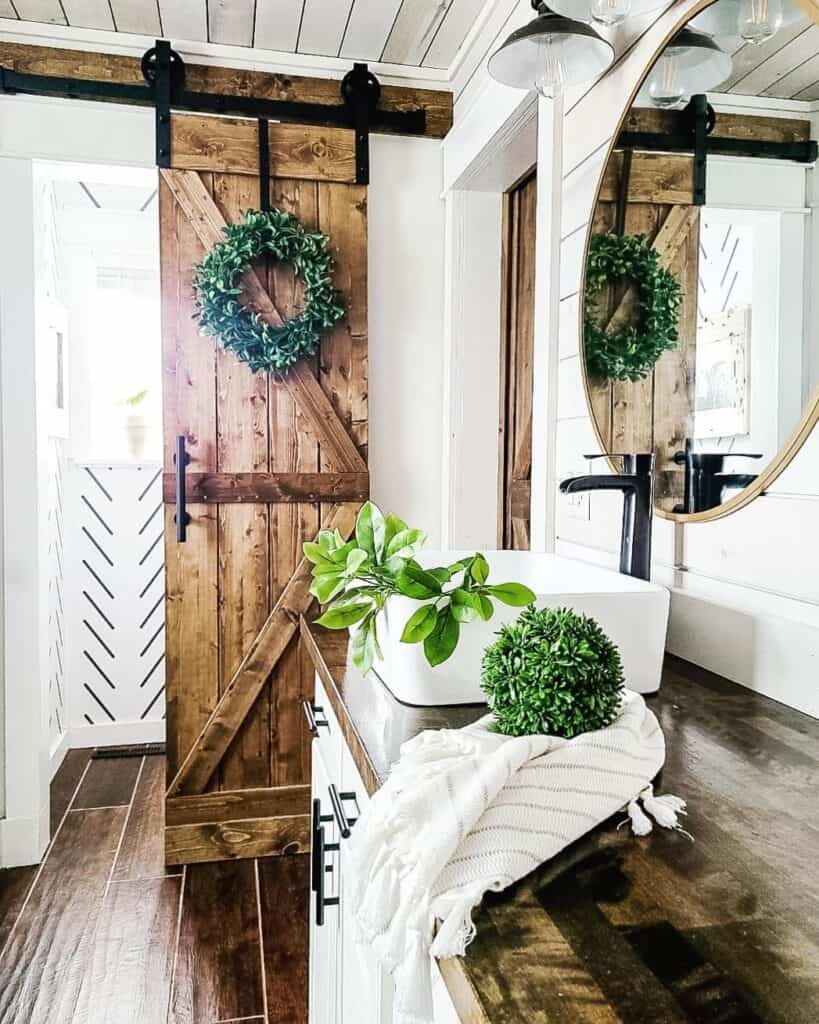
[125,413,148,460]
[374,551,670,706]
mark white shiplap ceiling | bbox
[0,0,495,72]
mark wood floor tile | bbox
[259,855,309,1024]
[73,756,143,810]
[0,866,37,955]
[111,757,168,881]
[50,748,94,835]
[72,875,183,1024]
[0,807,128,1024]
[169,859,265,1024]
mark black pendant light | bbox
[488,0,615,99]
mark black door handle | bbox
[314,820,340,927]
[174,434,191,542]
[303,700,329,735]
[328,784,359,838]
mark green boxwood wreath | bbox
[584,232,682,382]
[193,208,345,374]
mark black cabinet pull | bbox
[174,434,191,543]
[328,784,359,838]
[314,823,340,927]
[302,700,329,735]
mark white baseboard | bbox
[0,812,48,869]
[69,719,165,749]
[49,731,70,780]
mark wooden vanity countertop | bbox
[300,617,819,1024]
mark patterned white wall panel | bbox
[47,437,67,749]
[66,461,166,732]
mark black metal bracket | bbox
[617,94,818,207]
[0,42,426,179]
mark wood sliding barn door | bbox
[589,151,698,511]
[498,171,536,550]
[160,114,367,865]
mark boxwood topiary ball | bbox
[481,605,625,739]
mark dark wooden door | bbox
[160,114,367,864]
[498,171,536,550]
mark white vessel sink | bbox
[375,551,670,706]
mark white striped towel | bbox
[347,690,687,1024]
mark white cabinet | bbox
[309,673,462,1024]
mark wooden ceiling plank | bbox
[763,48,819,97]
[62,0,114,30]
[731,23,819,95]
[298,0,355,57]
[340,0,403,60]
[723,16,813,91]
[252,0,304,51]
[0,41,453,137]
[157,0,206,42]
[382,0,454,65]
[423,0,486,68]
[12,0,66,23]
[208,0,254,46]
[109,0,161,36]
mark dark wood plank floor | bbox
[0,753,308,1024]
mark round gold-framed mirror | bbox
[581,0,819,522]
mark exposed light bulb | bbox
[738,0,782,43]
[647,53,685,109]
[534,35,567,99]
[590,0,631,28]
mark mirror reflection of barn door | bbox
[160,114,367,865]
[498,170,536,550]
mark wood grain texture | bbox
[111,756,168,881]
[49,748,93,833]
[0,42,453,138]
[171,116,356,181]
[73,876,182,1024]
[622,106,811,143]
[164,470,370,503]
[599,152,694,212]
[167,502,357,797]
[72,755,142,809]
[165,814,309,865]
[259,855,309,1024]
[0,808,128,1023]
[498,172,536,551]
[166,784,310,826]
[302,620,819,1024]
[169,859,265,1023]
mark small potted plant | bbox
[481,605,625,737]
[122,389,149,460]
[304,501,536,703]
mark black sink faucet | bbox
[559,453,655,582]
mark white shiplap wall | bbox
[553,1,819,716]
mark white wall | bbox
[368,134,447,545]
[550,2,819,717]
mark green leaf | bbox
[423,609,460,667]
[395,561,442,600]
[327,540,357,565]
[355,501,387,563]
[428,567,452,585]
[350,615,377,675]
[471,553,490,585]
[476,594,494,621]
[451,588,479,624]
[399,603,438,644]
[345,548,369,576]
[315,602,372,630]
[303,541,333,566]
[486,582,537,607]
[385,528,427,561]
[311,572,347,604]
[384,513,408,549]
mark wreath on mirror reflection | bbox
[584,232,682,382]
[193,209,345,374]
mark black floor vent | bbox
[92,742,166,759]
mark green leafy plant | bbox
[584,232,681,382]
[122,388,149,408]
[304,501,536,675]
[481,605,624,738]
[193,208,345,375]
